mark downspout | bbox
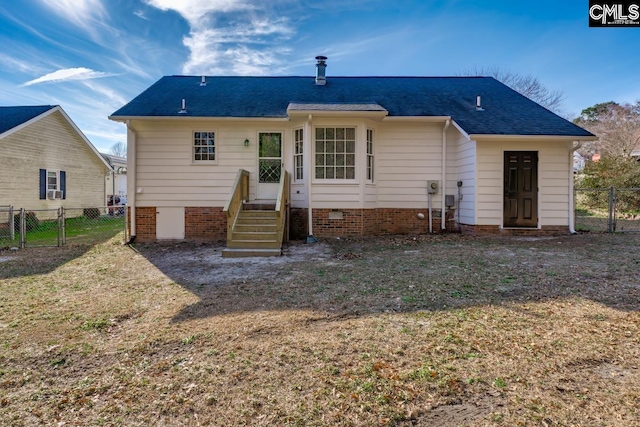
[441,119,450,230]
[126,120,137,243]
[305,114,317,243]
[569,141,583,234]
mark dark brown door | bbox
[504,151,538,227]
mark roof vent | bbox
[475,95,484,111]
[178,98,187,114]
[200,76,206,87]
[315,56,327,86]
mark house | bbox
[0,105,112,210]
[102,153,127,205]
[109,57,595,253]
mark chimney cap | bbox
[315,55,328,62]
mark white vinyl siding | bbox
[132,120,287,207]
[375,122,443,208]
[454,131,477,225]
[475,140,571,227]
[0,111,107,209]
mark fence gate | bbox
[22,208,63,248]
[575,187,640,233]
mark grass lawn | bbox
[0,233,638,426]
[0,215,124,248]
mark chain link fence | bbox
[575,187,640,232]
[0,206,126,250]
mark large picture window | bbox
[294,128,304,181]
[193,131,215,162]
[315,127,356,180]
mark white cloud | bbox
[144,0,295,75]
[22,67,115,87]
[39,0,108,33]
[144,0,253,28]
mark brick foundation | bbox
[134,206,156,242]
[289,208,459,238]
[184,207,226,241]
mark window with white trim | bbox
[366,129,374,182]
[47,170,59,191]
[193,131,216,162]
[294,128,304,181]
[315,127,356,179]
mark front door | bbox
[257,132,282,199]
[503,151,538,227]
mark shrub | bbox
[83,208,101,219]
[580,156,640,212]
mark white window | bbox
[315,127,356,180]
[193,131,216,162]
[366,129,374,182]
[294,128,304,181]
[47,170,59,191]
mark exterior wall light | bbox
[244,139,250,147]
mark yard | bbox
[0,233,638,426]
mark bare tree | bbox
[574,101,640,158]
[462,66,565,114]
[110,142,127,158]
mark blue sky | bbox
[1,0,639,152]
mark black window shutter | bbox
[39,169,46,199]
[60,171,66,199]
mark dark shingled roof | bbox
[0,105,56,135]
[111,76,593,137]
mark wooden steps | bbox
[222,202,284,258]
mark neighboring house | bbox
[110,57,595,248]
[0,105,112,210]
[102,153,127,204]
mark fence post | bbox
[19,208,25,249]
[9,206,14,241]
[608,186,614,233]
[61,207,66,246]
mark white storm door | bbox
[257,132,282,200]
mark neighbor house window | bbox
[39,169,66,200]
[366,129,374,182]
[47,170,59,191]
[294,128,304,181]
[193,131,216,162]
[315,127,356,179]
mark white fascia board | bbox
[287,110,388,120]
[451,120,471,141]
[1,106,112,171]
[0,106,57,140]
[55,107,113,171]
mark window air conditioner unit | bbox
[47,190,63,199]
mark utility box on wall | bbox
[427,180,439,194]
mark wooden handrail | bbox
[223,169,250,244]
[275,170,289,244]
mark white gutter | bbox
[126,120,137,241]
[569,141,583,234]
[441,119,450,230]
